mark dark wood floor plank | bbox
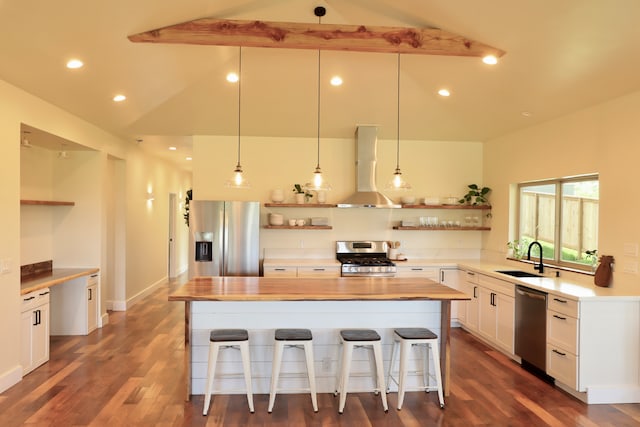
[1,274,640,426]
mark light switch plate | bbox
[622,261,638,274]
[623,243,638,257]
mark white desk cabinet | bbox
[21,288,50,375]
[50,273,100,336]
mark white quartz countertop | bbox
[458,261,640,300]
[263,257,640,300]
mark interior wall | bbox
[483,89,640,292]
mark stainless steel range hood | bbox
[337,126,400,208]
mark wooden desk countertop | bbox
[168,276,470,302]
[20,268,99,295]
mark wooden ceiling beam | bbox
[128,18,505,58]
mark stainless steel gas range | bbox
[336,241,397,277]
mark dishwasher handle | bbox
[516,287,547,301]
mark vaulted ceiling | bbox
[2,0,640,170]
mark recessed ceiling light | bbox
[482,55,498,65]
[330,76,343,86]
[113,94,126,102]
[227,72,239,83]
[66,59,84,69]
[186,156,193,161]
[168,146,177,151]
[521,111,532,117]
[438,89,451,97]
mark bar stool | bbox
[202,329,254,415]
[334,329,388,414]
[386,327,444,410]
[268,328,318,413]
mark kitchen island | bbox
[169,276,469,399]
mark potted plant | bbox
[293,184,313,204]
[459,184,491,205]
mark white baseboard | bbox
[107,276,168,312]
[0,365,23,393]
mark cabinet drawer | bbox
[547,309,579,354]
[87,273,99,286]
[547,344,578,389]
[548,294,579,317]
[263,267,297,278]
[21,288,50,311]
[396,266,438,279]
[478,274,514,297]
[463,270,479,284]
[297,266,340,278]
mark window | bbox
[517,175,599,270]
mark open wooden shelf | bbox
[264,203,336,208]
[264,225,332,230]
[393,226,491,231]
[401,204,491,210]
[20,199,75,206]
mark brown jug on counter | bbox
[594,255,614,287]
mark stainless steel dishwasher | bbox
[515,285,548,375]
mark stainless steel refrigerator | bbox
[188,200,260,278]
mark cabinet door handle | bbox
[313,268,325,271]
[467,272,475,277]
[440,271,444,282]
[411,268,423,271]
[33,309,40,326]
[24,296,35,302]
[473,286,478,298]
[553,314,567,320]
[553,298,568,304]
[552,349,566,357]
[91,274,98,278]
[274,268,286,271]
[88,288,93,301]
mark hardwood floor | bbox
[2,276,640,426]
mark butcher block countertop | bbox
[21,268,99,295]
[168,276,470,302]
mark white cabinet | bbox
[439,268,460,323]
[546,294,579,389]
[21,288,50,375]
[459,270,479,332]
[476,274,515,354]
[50,273,100,336]
[263,265,340,278]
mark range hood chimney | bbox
[337,126,400,208]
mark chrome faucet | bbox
[527,241,544,274]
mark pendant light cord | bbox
[396,53,401,171]
[316,48,321,169]
[236,46,242,168]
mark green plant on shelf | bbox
[459,184,491,205]
[292,184,313,203]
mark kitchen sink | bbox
[495,270,541,278]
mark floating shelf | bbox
[20,199,75,206]
[265,225,332,230]
[264,203,336,208]
[393,226,491,231]
[401,204,491,210]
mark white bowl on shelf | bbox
[401,196,416,205]
[269,213,284,225]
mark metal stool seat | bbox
[268,328,318,413]
[203,329,254,415]
[334,329,388,414]
[387,327,444,410]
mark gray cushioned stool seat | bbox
[210,329,249,342]
[275,328,313,341]
[340,329,381,341]
[394,327,438,340]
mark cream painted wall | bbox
[0,78,192,393]
[193,134,485,257]
[484,90,640,292]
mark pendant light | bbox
[388,53,411,191]
[306,6,331,192]
[225,46,250,188]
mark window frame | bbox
[516,174,599,272]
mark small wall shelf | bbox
[401,204,491,210]
[264,225,332,230]
[21,200,75,206]
[264,203,336,208]
[393,226,491,231]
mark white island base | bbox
[190,300,443,395]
